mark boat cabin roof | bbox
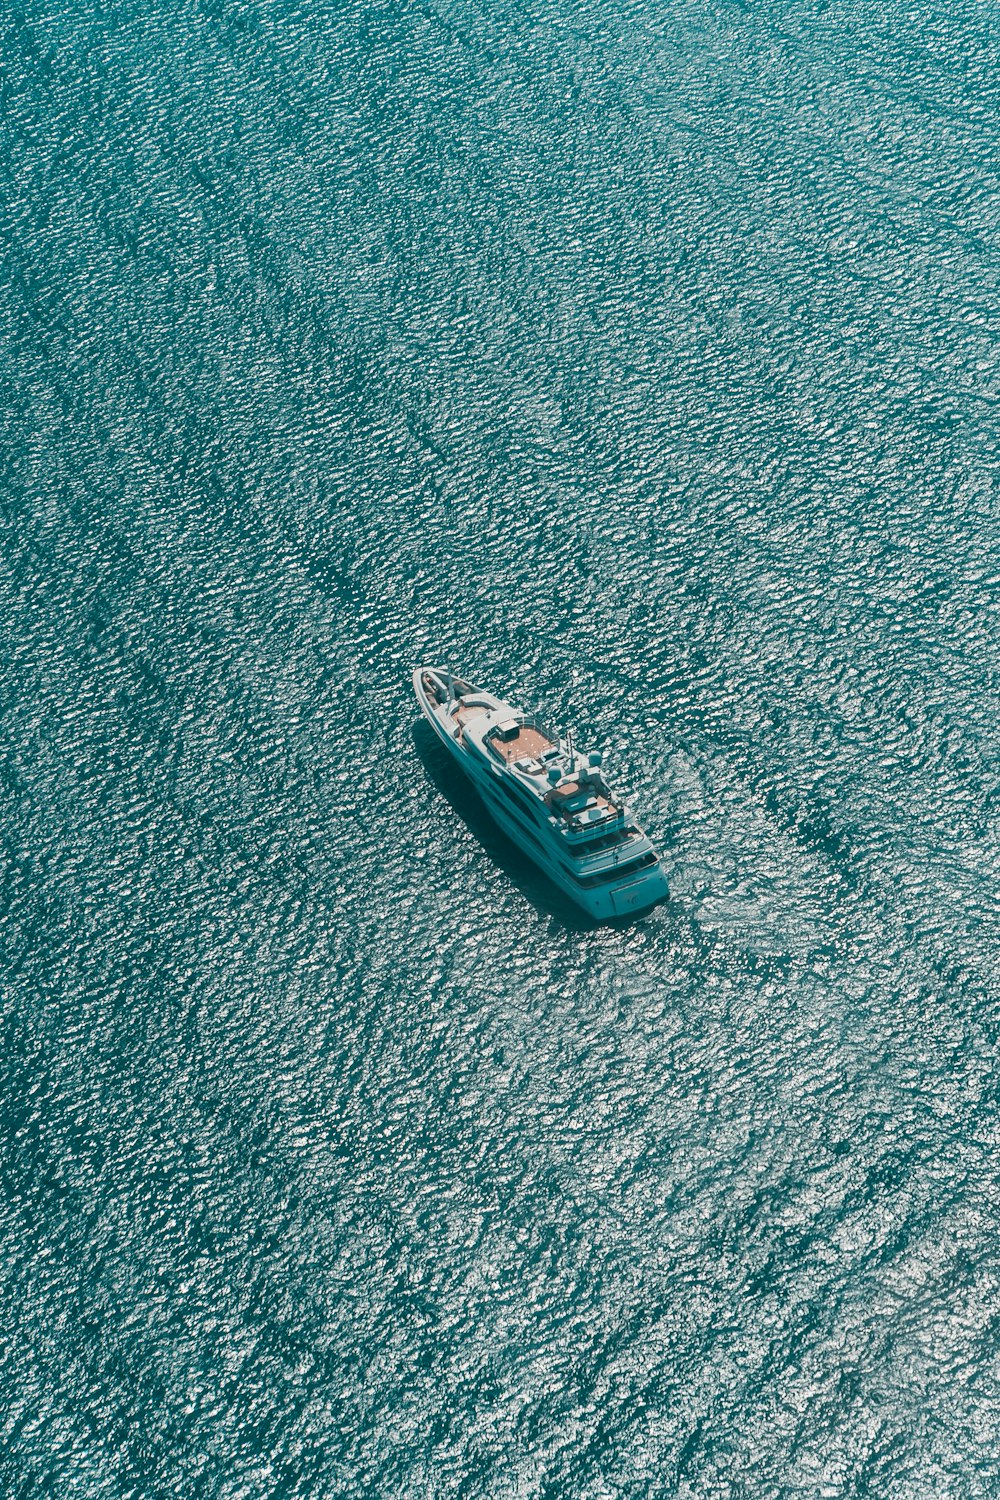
[419,668,626,837]
[458,705,621,830]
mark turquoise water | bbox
[3,0,1000,1494]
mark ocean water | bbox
[2,0,1000,1494]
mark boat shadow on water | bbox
[410,719,656,933]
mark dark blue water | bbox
[3,0,1000,1493]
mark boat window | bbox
[573,851,657,888]
[569,826,638,858]
[496,776,539,817]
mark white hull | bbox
[413,667,668,921]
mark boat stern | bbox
[591,859,670,920]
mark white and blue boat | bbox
[413,666,669,920]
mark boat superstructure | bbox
[413,666,669,919]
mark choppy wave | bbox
[1,0,999,1493]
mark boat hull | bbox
[413,668,668,921]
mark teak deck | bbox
[490,726,554,764]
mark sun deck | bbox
[486,723,556,765]
[545,778,619,827]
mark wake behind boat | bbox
[413,666,669,919]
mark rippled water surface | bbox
[3,0,1000,1494]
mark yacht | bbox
[413,666,669,919]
